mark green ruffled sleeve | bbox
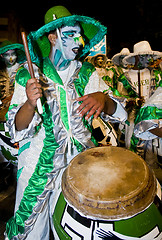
[135,106,162,125]
[15,66,31,87]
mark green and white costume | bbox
[5,6,127,239]
[134,87,162,170]
[0,41,25,164]
[5,57,126,240]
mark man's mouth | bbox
[72,47,79,55]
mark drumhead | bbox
[62,146,157,220]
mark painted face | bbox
[50,24,85,71]
[1,49,17,68]
[59,25,85,60]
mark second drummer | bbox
[5,6,127,240]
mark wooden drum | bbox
[53,146,162,239]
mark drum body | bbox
[52,147,162,240]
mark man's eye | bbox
[68,34,74,37]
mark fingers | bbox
[77,92,105,120]
[76,95,90,114]
[26,78,42,107]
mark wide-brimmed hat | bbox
[27,6,107,66]
[112,48,130,66]
[0,40,25,63]
[123,41,162,67]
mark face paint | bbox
[2,50,17,68]
[50,24,85,71]
[60,24,84,60]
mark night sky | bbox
[1,0,162,58]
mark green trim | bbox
[0,43,24,55]
[18,142,31,155]
[17,167,24,181]
[59,87,69,131]
[135,106,162,125]
[42,57,63,85]
[74,62,98,147]
[5,104,19,121]
[74,61,95,96]
[118,74,138,98]
[6,100,59,239]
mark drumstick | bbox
[21,32,43,115]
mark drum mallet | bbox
[21,32,43,115]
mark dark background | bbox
[1,0,162,58]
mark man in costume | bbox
[102,48,130,147]
[0,41,25,190]
[5,6,127,239]
[121,41,162,180]
[134,86,162,184]
[0,41,25,120]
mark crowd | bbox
[0,5,161,240]
[86,41,162,178]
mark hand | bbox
[76,92,106,120]
[26,78,42,108]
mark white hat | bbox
[123,41,162,66]
[112,48,130,66]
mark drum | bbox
[52,146,162,240]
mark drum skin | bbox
[62,146,156,220]
[52,146,162,239]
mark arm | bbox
[15,78,42,131]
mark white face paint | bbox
[51,24,85,71]
[60,24,84,60]
[1,49,17,68]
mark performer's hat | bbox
[123,41,162,66]
[0,40,25,63]
[27,5,107,65]
[112,48,130,66]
